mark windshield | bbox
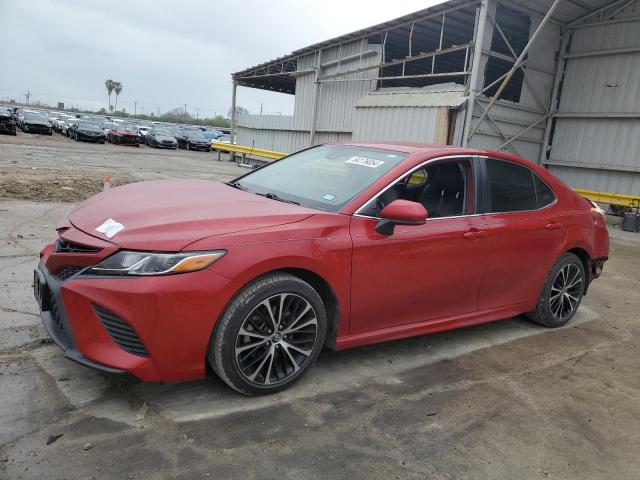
[116,125,134,132]
[234,145,407,212]
[25,113,47,121]
[78,122,100,130]
[188,131,204,139]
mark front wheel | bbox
[527,252,585,328]
[209,273,327,396]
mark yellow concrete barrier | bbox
[211,142,286,161]
[574,188,640,208]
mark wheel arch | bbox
[208,265,342,366]
[565,246,591,294]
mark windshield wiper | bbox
[257,192,300,205]
[227,180,248,191]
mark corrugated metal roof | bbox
[232,0,611,79]
[354,84,467,108]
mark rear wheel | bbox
[527,252,585,328]
[209,273,326,396]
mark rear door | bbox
[477,157,566,311]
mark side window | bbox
[533,174,556,208]
[359,159,472,219]
[485,158,537,213]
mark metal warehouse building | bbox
[231,0,640,197]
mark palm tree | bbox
[105,79,115,112]
[113,82,123,112]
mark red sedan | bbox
[34,143,609,395]
[107,125,140,146]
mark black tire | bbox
[527,252,585,328]
[209,273,327,396]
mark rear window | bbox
[485,158,555,213]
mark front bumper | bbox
[24,123,51,134]
[35,260,127,375]
[35,241,234,382]
[189,143,211,151]
[77,132,103,142]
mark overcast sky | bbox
[0,0,438,118]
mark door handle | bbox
[463,229,489,239]
[545,222,563,230]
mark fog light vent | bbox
[93,304,149,357]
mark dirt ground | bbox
[1,131,640,480]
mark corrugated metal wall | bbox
[352,106,447,143]
[547,1,640,194]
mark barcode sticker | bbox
[345,156,385,168]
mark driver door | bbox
[349,157,489,334]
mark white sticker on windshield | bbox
[345,156,385,168]
[322,194,336,201]
[95,218,125,239]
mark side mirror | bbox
[375,199,428,235]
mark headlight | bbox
[85,250,226,276]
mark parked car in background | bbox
[145,126,178,149]
[21,112,53,135]
[63,118,79,137]
[211,133,232,149]
[100,121,117,140]
[0,109,17,135]
[107,125,140,146]
[73,121,105,143]
[134,125,150,143]
[184,130,212,151]
[202,131,223,142]
[32,143,609,395]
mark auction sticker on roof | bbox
[345,156,385,168]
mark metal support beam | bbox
[488,13,550,112]
[462,0,493,146]
[319,43,472,81]
[569,0,631,25]
[539,33,569,164]
[467,0,563,142]
[499,113,551,150]
[562,46,640,59]
[230,80,237,144]
[310,49,323,146]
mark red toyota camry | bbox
[34,143,609,395]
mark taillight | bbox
[586,198,606,221]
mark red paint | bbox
[39,143,609,382]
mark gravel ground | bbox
[1,131,640,480]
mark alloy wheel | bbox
[235,293,318,386]
[549,263,583,321]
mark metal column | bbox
[310,49,323,146]
[462,0,492,146]
[230,80,237,144]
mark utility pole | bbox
[156,106,160,116]
[184,104,187,117]
[134,101,137,116]
[195,108,199,120]
[25,91,31,106]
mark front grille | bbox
[55,238,101,254]
[49,291,65,332]
[93,304,149,357]
[56,266,85,281]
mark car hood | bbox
[68,179,317,251]
[25,118,50,126]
